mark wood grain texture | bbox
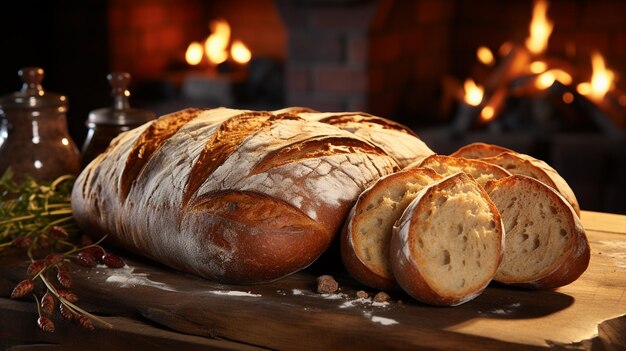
[0,210,624,350]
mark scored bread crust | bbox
[391,173,504,306]
[480,152,580,217]
[72,107,402,284]
[341,168,442,291]
[286,111,435,168]
[450,142,513,159]
[485,175,590,289]
[406,154,511,187]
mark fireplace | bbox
[1,0,625,213]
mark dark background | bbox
[0,1,110,147]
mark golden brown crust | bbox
[318,114,418,136]
[183,190,331,283]
[250,136,390,176]
[121,108,200,200]
[481,152,580,216]
[182,111,275,205]
[450,142,513,159]
[411,154,511,187]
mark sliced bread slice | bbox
[485,175,590,289]
[406,154,511,188]
[450,142,513,159]
[341,168,442,290]
[480,152,580,217]
[391,173,504,306]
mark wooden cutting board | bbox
[1,210,625,350]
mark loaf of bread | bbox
[71,107,415,283]
[278,110,434,167]
[484,175,590,289]
[391,173,504,306]
[406,154,511,187]
[450,143,580,216]
[340,168,442,291]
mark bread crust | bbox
[481,152,580,216]
[450,142,513,159]
[485,175,590,289]
[391,173,504,306]
[72,108,400,283]
[287,111,435,167]
[407,154,511,187]
[340,168,441,291]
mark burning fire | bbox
[454,0,623,129]
[185,19,251,67]
[464,79,484,106]
[577,52,615,102]
[535,69,573,90]
[525,0,553,55]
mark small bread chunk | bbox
[356,290,369,299]
[373,291,391,303]
[341,168,442,290]
[480,152,580,217]
[391,173,504,306]
[485,175,590,289]
[450,142,513,159]
[406,154,511,188]
[316,275,339,294]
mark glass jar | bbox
[81,72,155,168]
[0,67,80,181]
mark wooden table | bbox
[1,210,625,350]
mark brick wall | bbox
[276,0,454,125]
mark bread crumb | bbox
[316,275,339,294]
[356,290,369,299]
[373,291,391,303]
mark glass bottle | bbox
[81,72,155,168]
[0,67,80,181]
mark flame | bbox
[185,41,204,66]
[525,0,553,55]
[463,79,484,106]
[481,106,495,122]
[205,19,231,65]
[535,69,573,90]
[530,61,547,74]
[577,52,614,101]
[231,40,251,64]
[186,19,252,68]
[477,46,495,66]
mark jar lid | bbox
[86,72,155,126]
[0,67,67,109]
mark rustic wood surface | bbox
[0,210,624,351]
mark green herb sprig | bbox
[0,168,77,254]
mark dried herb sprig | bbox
[11,231,122,331]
